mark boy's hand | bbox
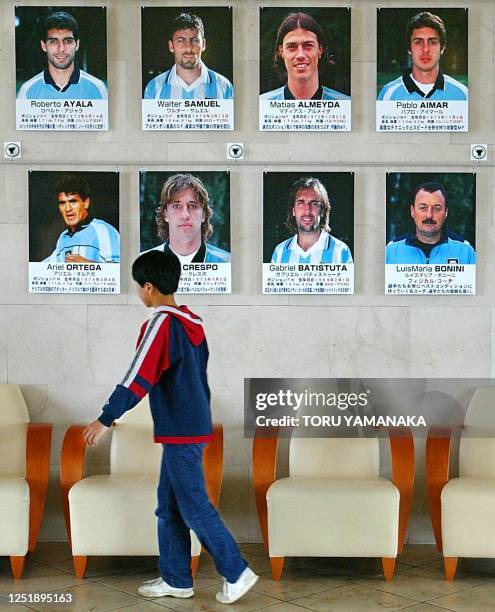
[83,420,109,446]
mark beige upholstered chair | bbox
[253,429,414,581]
[0,384,52,579]
[60,397,223,578]
[426,387,495,580]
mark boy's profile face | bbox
[136,281,153,307]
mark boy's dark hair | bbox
[273,13,327,76]
[169,13,204,41]
[42,11,80,41]
[132,250,181,295]
[55,175,91,200]
[411,181,448,209]
[405,12,447,51]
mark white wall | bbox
[1,0,494,544]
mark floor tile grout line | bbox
[351,573,495,606]
[342,580,435,604]
[118,599,176,611]
[421,576,495,606]
[285,582,422,606]
[249,583,345,604]
[400,602,457,612]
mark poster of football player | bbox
[386,172,476,294]
[141,7,234,130]
[29,171,120,293]
[140,170,231,294]
[259,7,351,131]
[263,172,354,294]
[15,6,108,130]
[377,8,468,132]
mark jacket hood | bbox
[152,305,205,346]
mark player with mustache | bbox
[44,175,119,264]
[386,182,476,264]
[271,177,352,264]
[378,11,467,102]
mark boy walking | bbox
[83,250,258,604]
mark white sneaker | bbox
[215,567,259,604]
[137,577,194,598]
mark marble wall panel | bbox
[411,307,491,378]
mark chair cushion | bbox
[442,477,495,557]
[460,438,495,478]
[289,438,380,478]
[0,385,29,425]
[110,424,162,476]
[0,424,27,475]
[267,477,399,558]
[0,476,29,555]
[69,475,201,557]
[111,397,162,475]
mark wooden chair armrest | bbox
[204,423,223,508]
[425,425,459,552]
[60,425,88,544]
[388,427,415,554]
[26,423,52,551]
[252,426,279,551]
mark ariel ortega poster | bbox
[376,8,468,132]
[15,6,108,131]
[140,171,231,294]
[259,7,351,132]
[29,171,120,293]
[263,172,354,294]
[385,172,476,295]
[141,7,234,130]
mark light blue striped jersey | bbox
[378,70,467,101]
[44,218,120,263]
[271,232,353,264]
[260,84,350,101]
[17,66,107,99]
[146,241,231,263]
[144,62,233,100]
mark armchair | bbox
[60,397,223,578]
[0,384,52,579]
[253,428,414,581]
[426,387,495,580]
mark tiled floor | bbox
[1,544,495,611]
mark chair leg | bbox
[270,557,284,580]
[382,557,396,581]
[191,555,200,577]
[444,556,458,581]
[73,555,88,579]
[10,556,26,580]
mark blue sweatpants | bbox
[156,442,247,588]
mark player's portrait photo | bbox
[377,9,468,102]
[386,173,476,265]
[29,172,120,264]
[140,171,230,264]
[16,7,107,100]
[142,7,233,100]
[260,8,350,101]
[264,173,354,264]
